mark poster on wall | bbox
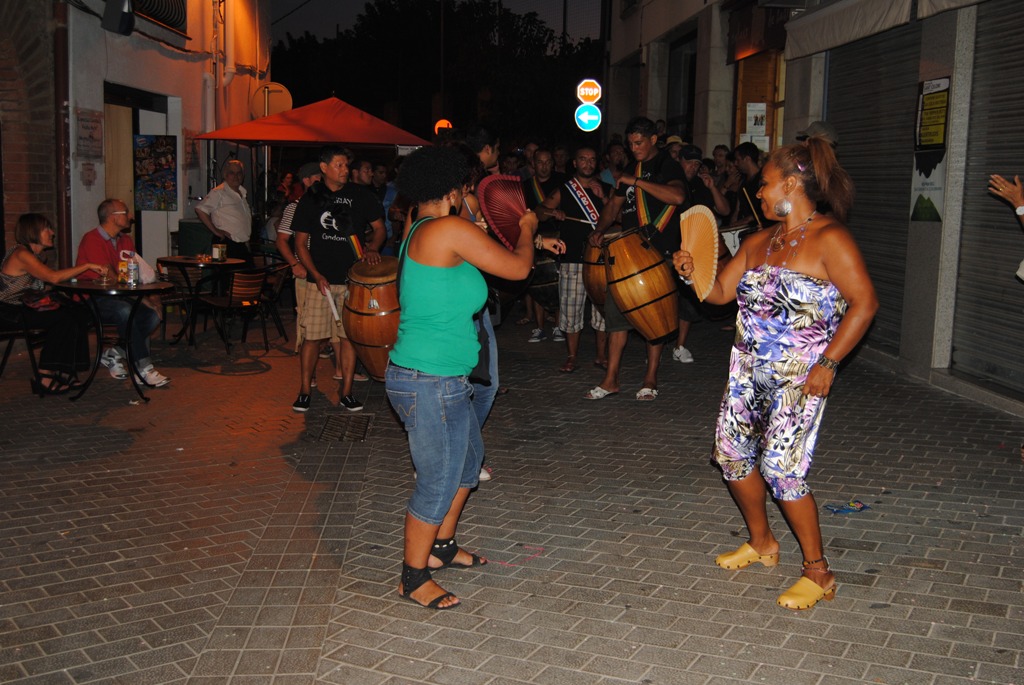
[76,108,104,160]
[133,135,178,211]
[746,103,767,136]
[182,128,201,170]
[910,77,949,222]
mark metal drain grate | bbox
[317,413,373,442]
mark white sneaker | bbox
[100,349,129,379]
[672,345,694,363]
[479,465,492,481]
[551,328,565,342]
[135,365,170,388]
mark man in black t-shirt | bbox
[291,145,385,414]
[587,117,687,402]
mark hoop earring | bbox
[774,197,792,217]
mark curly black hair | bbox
[396,146,469,204]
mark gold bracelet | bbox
[816,354,839,372]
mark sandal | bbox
[635,387,659,401]
[584,386,618,400]
[430,537,487,570]
[398,564,460,610]
[30,372,79,397]
[777,557,837,610]
[593,359,609,370]
[559,355,577,373]
[515,316,531,325]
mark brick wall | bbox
[0,0,56,254]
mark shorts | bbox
[712,347,828,501]
[558,263,605,333]
[298,280,347,342]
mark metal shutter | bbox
[825,20,922,354]
[952,0,1024,394]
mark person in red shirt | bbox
[76,199,169,387]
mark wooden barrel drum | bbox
[603,229,678,341]
[527,255,560,313]
[582,242,606,308]
[344,257,400,381]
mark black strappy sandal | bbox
[398,564,459,610]
[431,537,487,570]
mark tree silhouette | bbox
[271,0,603,145]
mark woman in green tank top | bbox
[385,146,537,611]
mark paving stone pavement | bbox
[1,307,1022,685]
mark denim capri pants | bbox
[385,363,484,525]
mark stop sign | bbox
[576,79,602,104]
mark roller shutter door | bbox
[952,0,1024,394]
[825,20,922,354]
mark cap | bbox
[796,120,838,146]
[664,135,684,147]
[679,144,703,161]
[297,162,321,180]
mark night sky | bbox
[270,0,602,43]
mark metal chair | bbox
[198,269,269,353]
[260,263,292,342]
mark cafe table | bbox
[54,279,173,402]
[157,256,245,346]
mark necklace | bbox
[767,212,816,265]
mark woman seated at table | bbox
[0,213,107,394]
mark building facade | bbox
[0,0,270,266]
[605,0,1024,414]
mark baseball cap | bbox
[679,144,703,161]
[664,135,684,146]
[796,120,838,146]
[297,162,321,180]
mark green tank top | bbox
[390,218,487,376]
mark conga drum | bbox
[582,242,606,308]
[603,229,678,341]
[527,255,560,313]
[344,256,400,381]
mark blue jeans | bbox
[385,363,483,526]
[471,312,498,428]
[95,296,160,369]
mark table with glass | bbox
[156,256,245,346]
[54,279,173,402]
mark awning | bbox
[917,0,983,19]
[784,0,913,60]
[195,97,430,147]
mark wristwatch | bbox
[1015,205,1024,216]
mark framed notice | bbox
[910,78,949,221]
[133,135,178,211]
[76,108,104,160]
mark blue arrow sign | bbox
[575,104,602,132]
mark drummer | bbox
[291,145,386,413]
[536,145,611,373]
[587,116,687,401]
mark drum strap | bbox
[527,177,546,205]
[565,178,601,225]
[633,160,677,233]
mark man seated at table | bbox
[75,198,170,387]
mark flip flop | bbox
[635,387,659,401]
[559,356,577,373]
[584,386,618,400]
[593,359,609,370]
